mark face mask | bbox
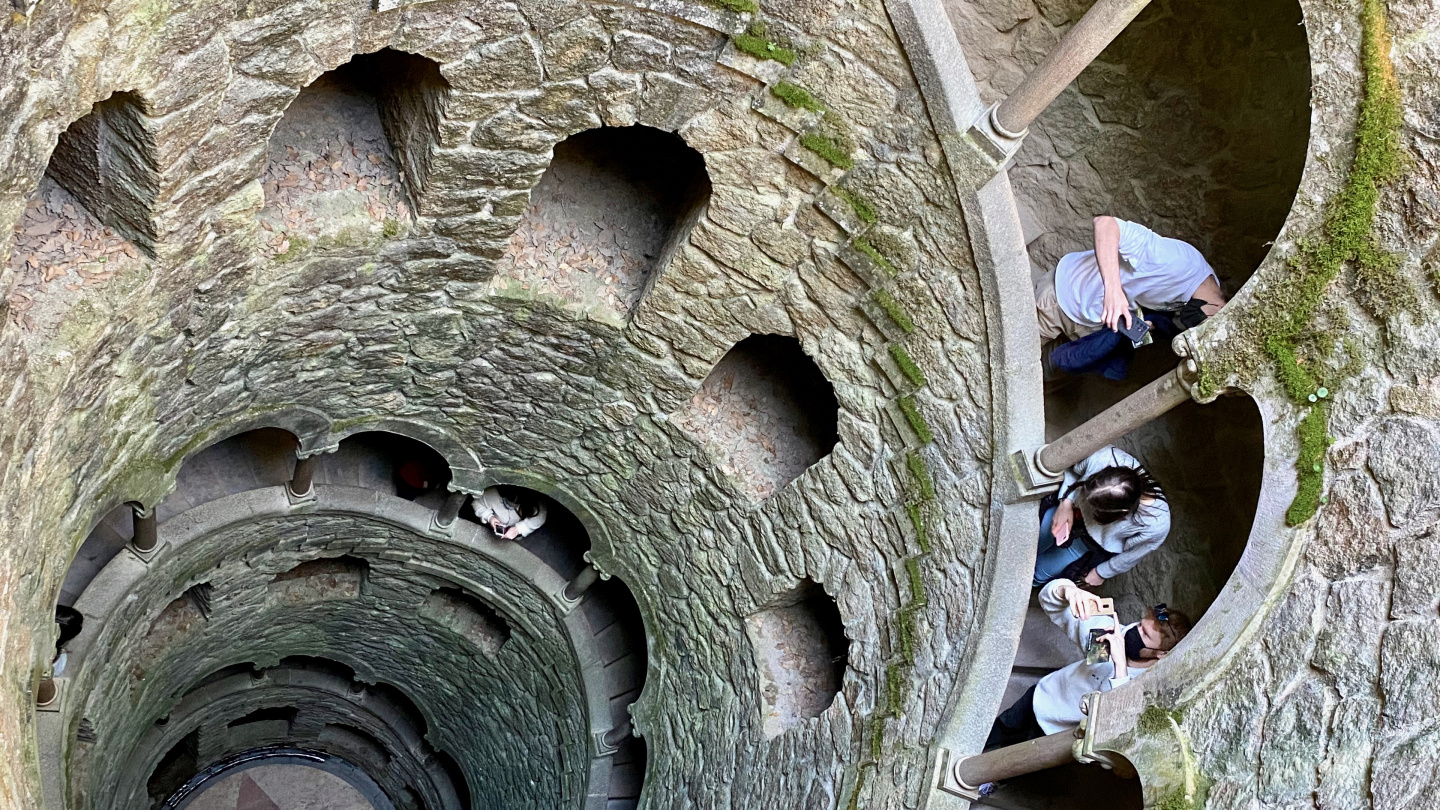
[1125,625,1147,661]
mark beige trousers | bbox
[1034,268,1099,343]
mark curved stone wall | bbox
[3,0,1437,807]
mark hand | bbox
[1065,586,1106,619]
[1103,285,1132,332]
[1084,568,1106,587]
[503,526,521,540]
[488,516,501,531]
[1051,500,1074,546]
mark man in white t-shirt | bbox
[1034,216,1228,342]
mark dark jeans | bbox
[985,685,1045,752]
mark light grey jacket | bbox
[1033,579,1138,734]
[1060,445,1169,580]
[475,487,548,537]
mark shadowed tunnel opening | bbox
[54,429,652,810]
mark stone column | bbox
[434,490,469,529]
[1036,360,1197,477]
[993,0,1154,135]
[563,565,601,601]
[131,503,158,552]
[951,728,1080,789]
[288,453,318,499]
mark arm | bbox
[1039,579,1111,654]
[511,502,548,537]
[1094,507,1170,580]
[1093,216,1131,331]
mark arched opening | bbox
[6,91,155,332]
[962,0,1313,295]
[168,755,393,810]
[674,334,841,500]
[260,48,449,258]
[978,755,1143,810]
[319,431,452,502]
[156,427,298,521]
[744,578,850,738]
[494,124,711,317]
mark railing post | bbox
[1036,360,1197,477]
[563,565,601,601]
[993,0,1154,136]
[288,453,318,500]
[434,490,469,530]
[130,503,157,553]
[949,727,1082,793]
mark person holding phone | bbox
[1034,216,1226,343]
[1034,445,1169,587]
[984,578,1191,752]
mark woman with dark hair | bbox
[52,605,84,676]
[474,485,548,540]
[1034,445,1169,587]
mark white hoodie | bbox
[474,487,548,538]
[1033,578,1139,734]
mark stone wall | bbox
[0,0,998,807]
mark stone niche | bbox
[419,587,512,658]
[259,48,449,257]
[744,579,850,738]
[6,92,156,334]
[675,334,840,500]
[493,125,712,318]
[43,91,159,251]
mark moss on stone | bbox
[872,289,914,333]
[733,22,797,65]
[770,80,824,112]
[884,662,908,714]
[1196,0,1405,525]
[897,396,933,443]
[888,343,926,387]
[833,186,877,224]
[906,452,935,501]
[1289,399,1332,525]
[273,235,311,263]
[705,0,758,14]
[801,112,856,170]
[382,219,402,239]
[855,238,896,277]
[801,133,853,170]
[1138,705,1176,735]
[904,556,927,606]
[906,502,932,554]
[1154,788,1197,810]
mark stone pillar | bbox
[131,503,157,552]
[993,0,1154,135]
[563,566,601,601]
[288,453,318,499]
[1036,360,1197,477]
[951,728,1080,789]
[434,490,469,529]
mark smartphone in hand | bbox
[1118,308,1149,347]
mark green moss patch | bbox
[801,112,856,170]
[872,289,915,333]
[706,0,758,14]
[906,452,936,501]
[1196,0,1406,526]
[273,235,311,263]
[833,186,877,224]
[732,21,795,64]
[771,80,824,112]
[888,343,926,387]
[905,502,931,553]
[854,237,896,277]
[897,396,933,443]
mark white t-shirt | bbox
[1055,219,1217,330]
